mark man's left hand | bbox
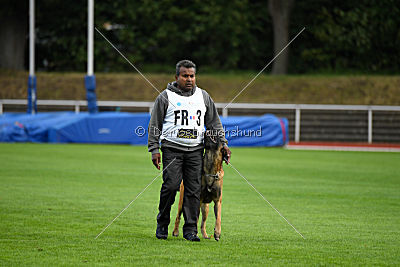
[222,145,231,164]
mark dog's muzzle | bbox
[204,172,220,192]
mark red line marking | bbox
[288,141,400,149]
[279,119,287,144]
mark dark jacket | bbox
[148,81,227,154]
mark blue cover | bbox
[221,114,288,146]
[0,112,288,146]
[85,75,98,114]
[27,75,37,114]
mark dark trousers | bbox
[157,147,203,235]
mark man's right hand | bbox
[152,153,161,170]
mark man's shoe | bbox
[156,224,168,240]
[184,233,200,242]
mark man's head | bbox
[175,60,196,92]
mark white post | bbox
[0,101,3,115]
[28,0,37,115]
[222,107,228,118]
[75,102,80,114]
[368,109,372,144]
[29,0,35,77]
[85,0,97,113]
[295,108,301,143]
[87,0,94,76]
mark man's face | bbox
[175,67,196,92]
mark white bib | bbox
[161,88,206,146]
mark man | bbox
[148,60,231,241]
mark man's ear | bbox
[175,75,178,81]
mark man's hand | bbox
[222,145,231,164]
[152,153,161,170]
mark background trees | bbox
[0,1,28,70]
[268,0,294,75]
[1,0,399,74]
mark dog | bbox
[172,132,226,241]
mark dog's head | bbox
[204,130,218,150]
[204,130,227,165]
[204,130,224,150]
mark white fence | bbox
[1,99,400,144]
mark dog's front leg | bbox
[200,202,210,239]
[172,182,184,237]
[214,199,222,241]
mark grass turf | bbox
[0,143,399,265]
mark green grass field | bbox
[0,143,399,266]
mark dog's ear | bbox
[207,130,217,143]
[209,135,217,144]
[205,130,217,148]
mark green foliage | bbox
[93,0,270,72]
[1,143,399,265]
[33,0,272,72]
[292,0,400,73]
[33,0,400,73]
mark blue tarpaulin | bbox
[222,115,288,146]
[0,112,288,146]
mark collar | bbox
[204,171,221,181]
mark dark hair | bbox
[176,60,196,76]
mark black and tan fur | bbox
[172,133,226,241]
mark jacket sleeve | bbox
[148,91,168,154]
[202,90,228,145]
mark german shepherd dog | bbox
[172,132,227,241]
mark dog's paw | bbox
[202,232,210,239]
[172,230,179,237]
[214,232,221,241]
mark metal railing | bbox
[1,99,400,144]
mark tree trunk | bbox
[268,0,294,75]
[0,2,28,70]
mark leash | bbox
[225,158,305,240]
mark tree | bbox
[268,0,294,75]
[2,0,398,74]
[0,1,28,70]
